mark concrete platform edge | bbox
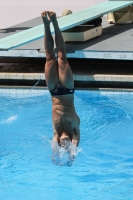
[0,72,133,82]
[0,50,133,60]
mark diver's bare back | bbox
[52,94,80,138]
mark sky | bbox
[0,0,106,29]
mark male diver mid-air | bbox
[41,11,80,166]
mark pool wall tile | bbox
[0,89,3,93]
[90,91,99,97]
[129,92,133,96]
[1,88,133,98]
[99,90,114,96]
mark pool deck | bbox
[0,16,133,88]
[0,59,133,88]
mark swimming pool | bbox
[0,88,133,200]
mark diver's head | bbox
[52,130,77,166]
[59,130,71,149]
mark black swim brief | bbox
[50,81,75,96]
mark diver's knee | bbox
[46,57,56,65]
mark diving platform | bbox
[107,4,133,23]
[61,19,102,42]
[0,15,133,60]
[0,0,133,50]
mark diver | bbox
[41,11,80,165]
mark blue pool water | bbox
[0,89,133,200]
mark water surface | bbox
[0,89,133,200]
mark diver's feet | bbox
[41,11,50,25]
[47,11,58,24]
